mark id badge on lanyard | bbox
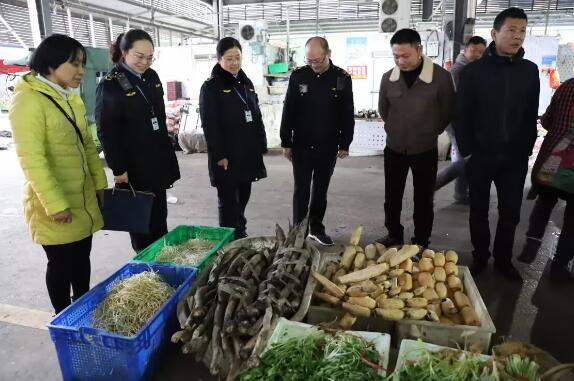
[234,87,253,124]
[136,85,159,131]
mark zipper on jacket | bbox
[501,65,510,144]
[66,98,95,234]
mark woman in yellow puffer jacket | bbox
[10,35,107,314]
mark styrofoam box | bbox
[393,339,491,380]
[394,266,496,353]
[265,318,391,376]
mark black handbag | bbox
[100,184,155,233]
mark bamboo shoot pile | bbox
[314,227,481,329]
[173,218,316,380]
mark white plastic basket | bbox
[265,318,391,376]
[349,119,386,156]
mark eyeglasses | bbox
[304,54,327,65]
[131,52,155,64]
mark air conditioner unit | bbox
[238,21,256,45]
[379,0,411,33]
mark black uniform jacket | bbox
[280,61,355,153]
[96,64,180,191]
[199,63,268,187]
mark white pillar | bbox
[109,18,114,42]
[67,7,74,38]
[26,0,42,46]
[89,13,96,47]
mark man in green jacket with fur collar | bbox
[377,28,455,248]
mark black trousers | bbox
[467,154,529,263]
[384,147,438,246]
[42,235,92,314]
[130,188,168,252]
[292,147,337,234]
[217,181,252,239]
[526,185,574,267]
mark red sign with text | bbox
[347,65,368,79]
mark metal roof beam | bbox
[68,2,216,38]
[110,0,214,28]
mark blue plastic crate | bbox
[47,263,197,381]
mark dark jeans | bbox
[130,188,168,252]
[384,147,438,245]
[526,185,574,266]
[217,181,252,239]
[435,126,469,201]
[292,146,337,234]
[42,235,92,314]
[467,153,529,263]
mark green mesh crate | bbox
[132,225,234,271]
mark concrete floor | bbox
[1,123,573,380]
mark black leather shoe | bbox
[375,235,404,247]
[411,237,430,249]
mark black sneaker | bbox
[470,259,489,276]
[517,238,541,264]
[494,261,523,282]
[549,262,573,282]
[375,235,404,247]
[308,232,334,246]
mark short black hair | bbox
[305,36,330,52]
[110,29,154,64]
[216,37,242,59]
[390,29,422,46]
[466,36,487,46]
[29,34,86,76]
[493,7,528,31]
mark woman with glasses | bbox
[199,37,267,239]
[96,29,180,252]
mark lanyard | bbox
[233,86,250,110]
[135,85,155,116]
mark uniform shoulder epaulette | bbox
[104,70,118,81]
[205,75,214,82]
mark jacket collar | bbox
[212,63,248,85]
[484,41,525,63]
[304,59,335,75]
[120,62,143,79]
[35,74,72,99]
[455,53,470,65]
[390,55,434,84]
[17,72,74,100]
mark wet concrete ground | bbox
[1,115,572,380]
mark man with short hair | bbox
[378,29,455,248]
[435,36,487,203]
[280,37,355,246]
[455,8,540,281]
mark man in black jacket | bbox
[280,37,354,246]
[455,7,540,281]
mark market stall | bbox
[46,222,574,381]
